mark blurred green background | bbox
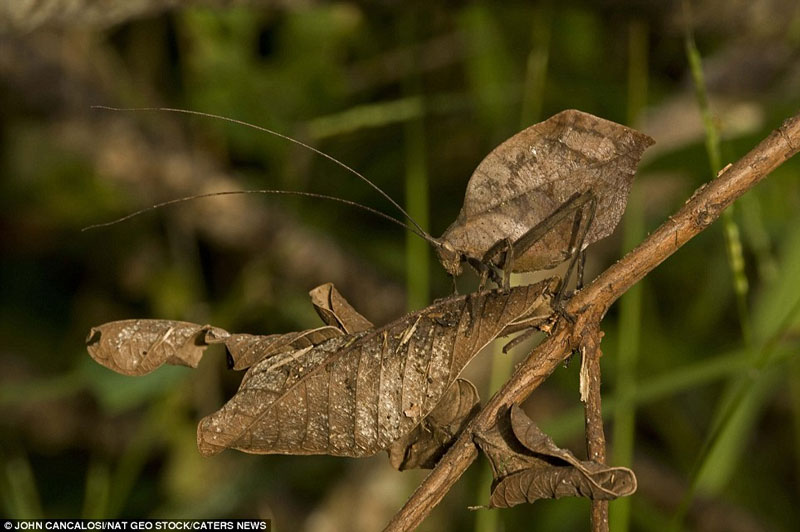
[1,1,800,530]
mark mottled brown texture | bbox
[309,282,375,334]
[387,378,480,470]
[196,281,555,457]
[580,329,610,531]
[213,327,346,371]
[86,281,555,460]
[438,109,654,273]
[474,405,635,508]
[85,319,227,376]
[84,110,800,531]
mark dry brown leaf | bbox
[488,459,636,506]
[309,282,374,334]
[212,327,346,371]
[85,283,556,464]
[86,284,363,374]
[475,404,636,508]
[196,280,555,457]
[387,378,480,470]
[439,109,654,272]
[85,319,227,376]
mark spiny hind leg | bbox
[553,193,597,307]
[502,327,540,354]
[498,190,597,321]
[473,262,505,292]
[509,190,594,264]
[478,190,596,294]
[465,257,494,292]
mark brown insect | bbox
[436,110,654,293]
[87,108,653,297]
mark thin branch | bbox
[384,112,800,532]
[581,328,609,532]
[573,111,800,315]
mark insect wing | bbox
[441,110,654,271]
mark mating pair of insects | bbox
[87,109,653,467]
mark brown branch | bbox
[384,112,800,532]
[573,111,800,315]
[581,328,608,532]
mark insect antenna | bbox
[91,106,441,248]
[81,189,431,240]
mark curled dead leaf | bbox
[475,404,636,508]
[196,281,554,458]
[309,282,374,334]
[489,460,636,506]
[85,319,227,376]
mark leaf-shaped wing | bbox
[197,281,554,457]
[441,109,654,271]
[387,378,480,470]
[309,282,373,334]
[475,405,636,508]
[85,319,228,376]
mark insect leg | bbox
[451,274,459,295]
[480,237,514,289]
[576,249,587,290]
[509,190,594,262]
[554,193,598,305]
[501,327,540,353]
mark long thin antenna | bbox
[81,189,430,240]
[91,106,439,246]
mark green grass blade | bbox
[609,19,648,532]
[403,68,430,311]
[670,2,767,522]
[520,2,552,127]
[671,292,800,529]
[459,4,516,143]
[307,97,425,140]
[682,0,751,345]
[542,343,796,443]
[0,450,44,518]
[740,193,779,283]
[82,458,111,519]
[671,204,800,526]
